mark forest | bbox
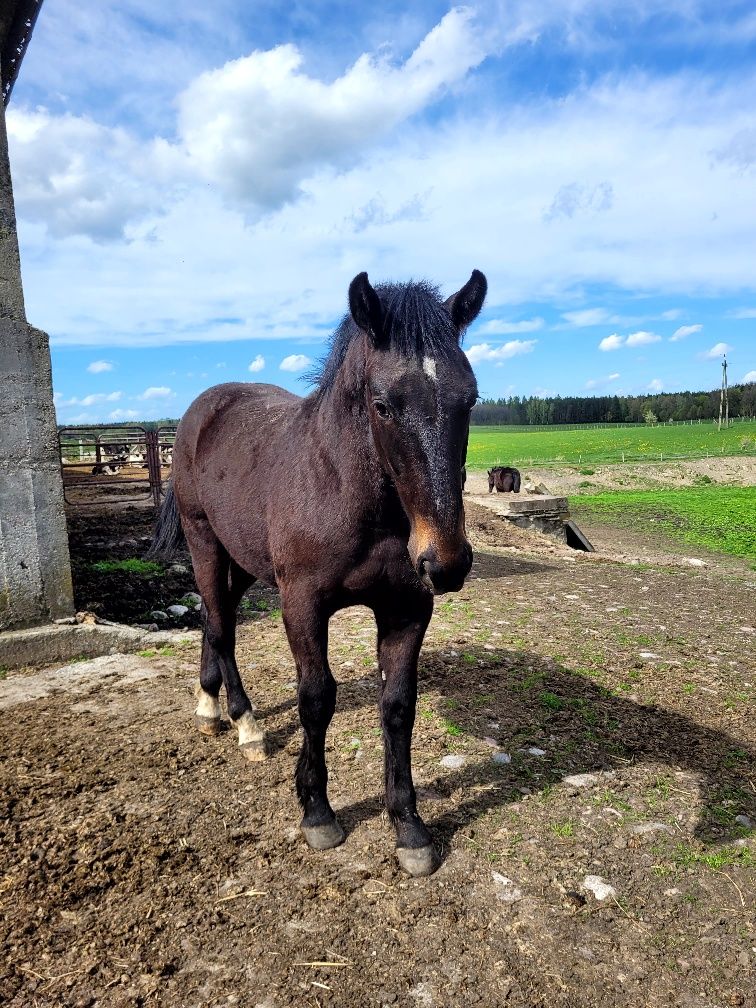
[471,382,756,426]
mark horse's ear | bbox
[349,272,384,345]
[444,269,487,333]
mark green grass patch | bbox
[465,421,756,467]
[671,844,754,870]
[572,486,756,560]
[91,558,163,576]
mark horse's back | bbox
[176,382,298,456]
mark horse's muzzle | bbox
[416,541,473,595]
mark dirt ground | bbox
[1,502,754,1007]
[465,456,756,497]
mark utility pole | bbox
[718,354,729,431]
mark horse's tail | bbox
[147,482,185,559]
[512,468,521,493]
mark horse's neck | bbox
[308,346,389,515]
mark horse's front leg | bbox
[282,593,344,851]
[374,591,437,877]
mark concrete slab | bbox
[0,652,172,710]
[0,621,200,670]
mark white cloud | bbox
[5,108,173,241]
[280,354,312,373]
[585,371,621,389]
[743,370,756,382]
[465,340,537,365]
[626,330,661,347]
[660,309,683,320]
[248,354,265,373]
[702,342,733,359]
[543,181,613,222]
[10,16,756,353]
[139,386,174,400]
[670,323,702,341]
[730,308,756,319]
[176,7,489,209]
[478,317,544,335]
[64,412,96,424]
[65,391,122,406]
[563,308,613,327]
[598,334,624,351]
[648,378,664,391]
[87,359,113,373]
[108,408,140,421]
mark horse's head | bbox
[349,270,486,594]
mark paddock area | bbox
[1,499,753,1007]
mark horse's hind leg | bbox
[184,516,265,761]
[195,559,254,737]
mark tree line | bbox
[471,383,756,426]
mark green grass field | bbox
[466,421,756,467]
[571,486,756,562]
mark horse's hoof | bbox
[240,740,267,762]
[396,844,441,877]
[195,714,221,737]
[302,820,346,851]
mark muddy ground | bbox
[1,502,754,1007]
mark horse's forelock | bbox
[311,280,461,392]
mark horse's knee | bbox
[298,671,336,726]
[381,691,414,734]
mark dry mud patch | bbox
[2,526,755,1006]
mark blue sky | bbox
[7,0,756,424]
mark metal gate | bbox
[58,425,178,506]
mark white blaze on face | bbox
[423,356,437,381]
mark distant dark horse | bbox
[488,465,521,493]
[152,270,486,876]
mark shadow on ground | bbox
[253,643,754,854]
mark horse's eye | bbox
[373,400,391,419]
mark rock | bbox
[169,563,188,574]
[527,747,547,757]
[183,592,201,604]
[150,610,168,621]
[685,558,706,567]
[440,754,466,769]
[491,872,523,903]
[563,773,599,788]
[482,736,499,748]
[167,604,189,617]
[582,875,617,901]
[734,814,754,829]
[639,651,661,660]
[492,752,512,765]
[136,623,159,632]
[628,822,674,836]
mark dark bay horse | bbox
[152,270,486,876]
[488,465,521,493]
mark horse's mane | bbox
[310,280,459,391]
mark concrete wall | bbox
[0,68,74,630]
